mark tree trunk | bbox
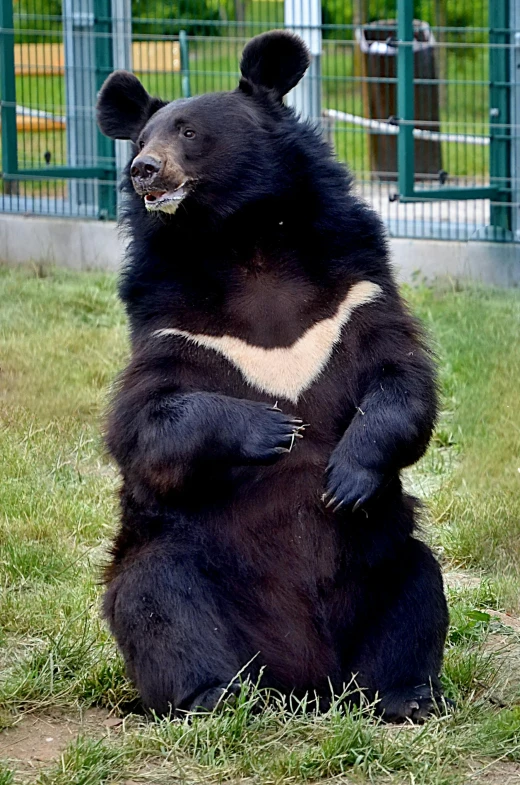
[353,1,370,171]
[435,0,448,111]
[235,0,246,24]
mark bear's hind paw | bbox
[183,681,242,714]
[377,684,452,723]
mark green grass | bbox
[413,284,520,602]
[0,764,14,785]
[0,266,519,784]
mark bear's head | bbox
[97,31,311,218]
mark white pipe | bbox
[14,103,490,148]
[323,108,490,146]
[16,105,66,123]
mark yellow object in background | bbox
[14,41,182,76]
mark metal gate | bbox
[0,0,518,241]
[1,0,117,218]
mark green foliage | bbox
[13,0,228,40]
[38,737,130,785]
[415,0,487,30]
[13,0,62,43]
[131,0,223,38]
[0,765,14,785]
[15,1,491,42]
[323,0,488,41]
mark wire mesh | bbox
[0,0,517,241]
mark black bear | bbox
[97,30,449,722]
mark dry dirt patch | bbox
[444,570,483,591]
[466,760,520,784]
[0,707,108,774]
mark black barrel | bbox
[357,19,442,182]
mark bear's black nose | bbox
[130,155,161,180]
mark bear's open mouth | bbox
[143,182,189,214]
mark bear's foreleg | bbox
[107,391,303,493]
[324,357,436,512]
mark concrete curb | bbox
[0,214,122,272]
[1,214,520,286]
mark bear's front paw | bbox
[240,404,306,464]
[323,454,382,514]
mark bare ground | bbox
[1,569,520,784]
[0,707,114,779]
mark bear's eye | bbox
[138,140,145,150]
[183,129,196,139]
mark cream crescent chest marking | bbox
[152,280,383,403]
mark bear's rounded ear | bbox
[96,70,166,141]
[239,30,310,102]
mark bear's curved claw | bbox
[323,455,383,515]
[240,404,306,463]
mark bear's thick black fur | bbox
[97,30,449,722]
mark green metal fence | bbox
[1,0,518,241]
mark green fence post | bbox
[179,30,191,99]
[94,0,116,219]
[489,0,512,234]
[397,0,415,199]
[0,0,18,180]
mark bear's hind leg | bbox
[181,681,242,713]
[349,539,449,723]
[104,550,243,716]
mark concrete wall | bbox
[0,214,122,272]
[391,237,520,287]
[2,213,520,286]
